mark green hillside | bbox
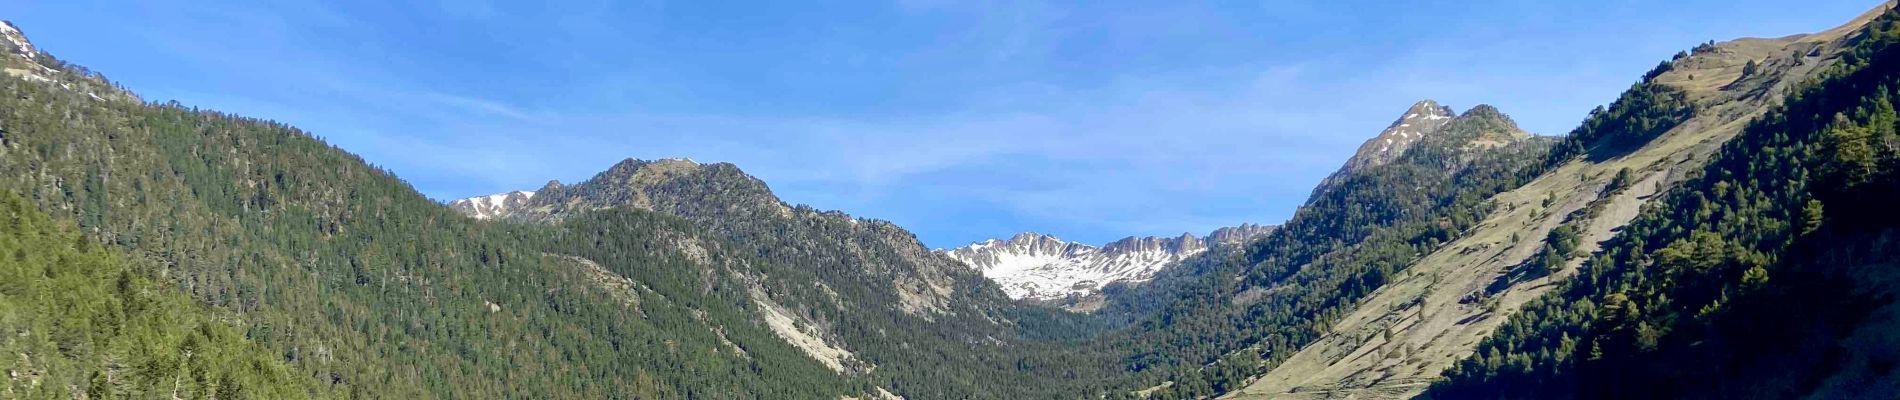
[1431,6,1900,399]
[0,189,315,399]
[2,3,1897,400]
[0,47,852,398]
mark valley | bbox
[3,2,1899,399]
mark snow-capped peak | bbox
[941,224,1274,301]
[449,190,536,220]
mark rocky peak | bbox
[592,157,708,188]
[0,21,36,60]
[0,21,134,103]
[1312,100,1527,199]
[1208,223,1276,244]
[447,157,977,316]
[448,190,537,220]
[960,232,1091,258]
[1023,231,1077,244]
[1460,104,1505,120]
[942,224,1275,301]
[463,157,785,223]
[1447,104,1532,149]
[1101,233,1205,256]
[1349,99,1458,168]
[1447,104,1519,129]
[1009,231,1063,243]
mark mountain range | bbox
[450,178,1275,309]
[449,190,536,220]
[4,2,1900,399]
[935,224,1274,304]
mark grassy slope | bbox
[1227,5,1883,398]
[1426,3,1900,398]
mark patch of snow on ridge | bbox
[943,225,1274,301]
[449,190,536,220]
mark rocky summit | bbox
[941,224,1274,301]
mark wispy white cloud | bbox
[415,91,552,123]
[31,0,1870,246]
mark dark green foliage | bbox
[1545,78,1695,165]
[0,190,315,399]
[1536,224,1584,274]
[0,35,1156,398]
[8,7,1892,398]
[1605,167,1634,193]
[1093,107,1555,398]
[523,160,1120,398]
[0,62,852,398]
[0,18,1588,398]
[1430,8,1900,399]
[0,38,1128,397]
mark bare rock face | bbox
[942,224,1274,301]
[0,20,134,102]
[0,21,38,60]
[1208,223,1277,245]
[1347,100,1458,170]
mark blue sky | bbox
[7,0,1880,248]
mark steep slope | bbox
[0,191,316,399]
[480,158,999,317]
[1430,3,1900,398]
[0,18,1219,399]
[14,6,1894,399]
[1227,4,1888,399]
[0,21,857,399]
[1308,100,1505,197]
[1092,103,1552,399]
[0,21,131,103]
[453,159,1127,398]
[942,224,1274,303]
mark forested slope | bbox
[1430,4,1900,398]
[1082,104,1556,399]
[0,24,857,399]
[0,190,316,399]
[5,4,1898,399]
[1226,4,1886,399]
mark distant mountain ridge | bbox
[451,180,1276,305]
[448,190,535,219]
[447,157,990,316]
[7,3,1897,399]
[941,224,1274,301]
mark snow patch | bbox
[943,227,1271,301]
[450,190,536,220]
